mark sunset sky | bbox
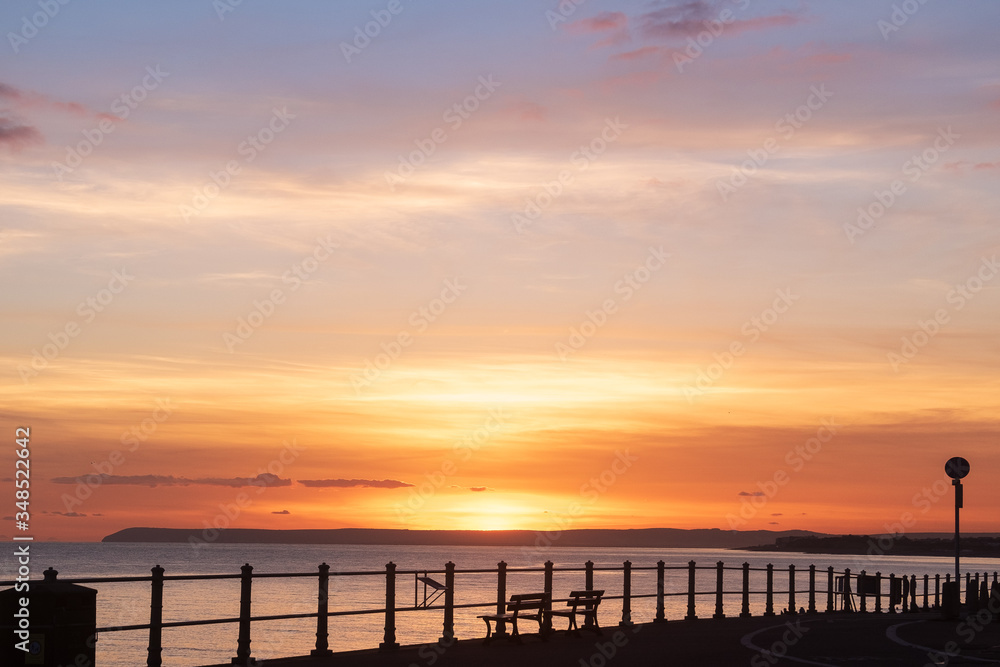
[3,0,999,542]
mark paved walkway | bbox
[203,610,1000,667]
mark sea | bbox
[2,542,997,666]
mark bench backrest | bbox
[506,593,550,612]
[565,589,604,611]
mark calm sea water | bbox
[2,542,997,666]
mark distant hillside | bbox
[744,534,1000,558]
[102,527,824,548]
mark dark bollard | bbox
[685,561,697,620]
[826,567,834,613]
[379,562,399,650]
[621,561,634,627]
[942,576,960,620]
[764,564,775,617]
[232,563,254,666]
[441,561,456,644]
[655,561,666,623]
[808,565,817,614]
[311,563,332,657]
[148,565,164,667]
[740,562,751,618]
[713,561,725,619]
[788,564,797,615]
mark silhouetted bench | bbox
[478,593,550,643]
[547,589,604,634]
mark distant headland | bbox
[103,527,819,548]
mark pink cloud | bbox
[637,1,806,41]
[0,117,42,150]
[612,46,663,62]
[567,11,627,34]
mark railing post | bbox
[655,561,666,622]
[764,563,775,617]
[685,560,697,620]
[584,560,594,628]
[875,572,882,614]
[859,570,867,613]
[496,561,508,637]
[843,568,851,612]
[808,565,816,614]
[965,572,974,610]
[311,563,332,657]
[147,565,164,667]
[923,574,930,611]
[911,575,918,612]
[713,561,725,619]
[789,564,797,615]
[935,573,941,609]
[440,561,455,644]
[621,561,634,627]
[542,560,553,634]
[902,573,909,613]
[740,562,751,618]
[379,562,399,650]
[232,563,253,666]
[826,566,834,613]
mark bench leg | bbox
[482,618,493,644]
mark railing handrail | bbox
[7,560,996,667]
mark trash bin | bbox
[1,567,97,666]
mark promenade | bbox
[201,612,1000,667]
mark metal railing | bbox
[3,560,997,666]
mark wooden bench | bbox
[546,589,603,634]
[478,593,550,643]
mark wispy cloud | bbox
[51,473,290,488]
[297,478,413,489]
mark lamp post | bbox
[942,456,970,618]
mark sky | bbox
[2,0,999,543]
